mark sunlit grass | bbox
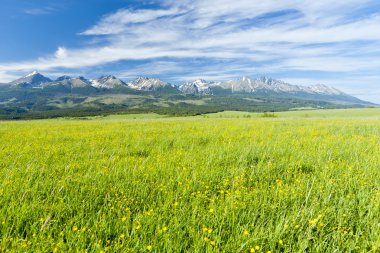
[1,109,380,252]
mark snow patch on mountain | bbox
[179,79,213,94]
[10,71,52,88]
[6,72,364,104]
[91,75,127,89]
[127,77,171,91]
[212,76,351,97]
[306,84,344,95]
[25,71,39,78]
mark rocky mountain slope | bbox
[91,75,127,89]
[179,79,213,94]
[45,76,92,88]
[127,77,173,91]
[10,71,52,88]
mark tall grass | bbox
[0,111,380,252]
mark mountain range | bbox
[5,71,368,104]
[0,71,374,119]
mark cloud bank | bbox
[1,0,380,101]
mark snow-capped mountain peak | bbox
[210,76,350,96]
[241,76,251,83]
[179,79,213,94]
[6,72,365,104]
[91,75,127,89]
[25,71,39,78]
[193,79,207,85]
[127,77,171,91]
[306,84,344,95]
[10,71,52,88]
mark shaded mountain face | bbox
[127,77,173,91]
[10,71,52,88]
[91,75,127,89]
[44,76,92,89]
[55,76,72,82]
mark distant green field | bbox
[203,108,380,119]
[1,108,380,252]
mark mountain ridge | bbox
[10,71,52,88]
[3,71,373,105]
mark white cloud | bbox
[81,8,182,35]
[55,47,68,59]
[1,0,380,102]
[23,7,56,15]
[0,72,20,83]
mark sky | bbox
[0,0,380,102]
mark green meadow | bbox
[1,108,380,252]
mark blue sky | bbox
[0,0,380,102]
